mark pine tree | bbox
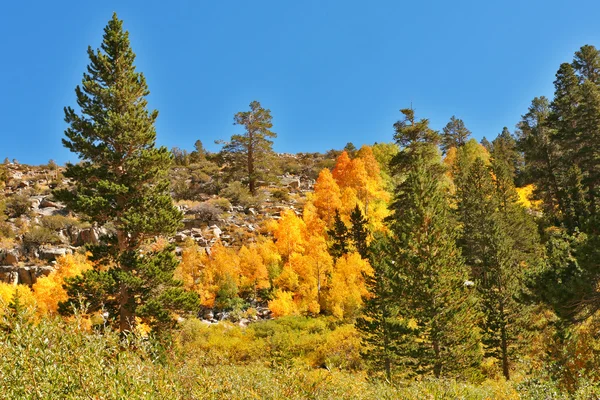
[517,96,565,218]
[220,101,276,195]
[55,14,198,334]
[441,116,471,154]
[457,157,527,380]
[350,204,369,259]
[387,156,480,378]
[355,234,411,382]
[328,209,349,259]
[390,108,441,175]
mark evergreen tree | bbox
[491,127,522,182]
[573,45,600,84]
[328,209,349,259]
[390,108,441,175]
[441,116,471,154]
[220,101,276,195]
[574,80,600,214]
[457,157,529,380]
[355,234,411,382]
[349,204,369,259]
[387,156,480,378]
[480,137,492,152]
[55,14,198,334]
[517,96,565,218]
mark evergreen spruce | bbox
[355,234,411,382]
[328,209,349,259]
[349,204,369,259]
[55,14,199,334]
[457,157,529,380]
[387,145,480,377]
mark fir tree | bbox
[355,234,411,382]
[328,209,349,259]
[350,204,369,259]
[457,157,529,380]
[55,14,198,334]
[387,155,480,378]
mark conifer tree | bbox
[350,204,369,259]
[355,235,411,382]
[441,116,471,154]
[220,101,276,195]
[55,14,198,334]
[457,157,526,380]
[387,154,480,378]
[517,96,565,218]
[328,209,349,259]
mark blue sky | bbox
[1,0,600,165]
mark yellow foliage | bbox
[0,282,36,315]
[313,169,342,225]
[197,241,240,307]
[272,210,306,260]
[239,245,270,296]
[516,184,542,211]
[175,239,206,292]
[325,252,373,319]
[32,253,93,315]
[268,289,298,317]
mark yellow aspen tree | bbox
[332,151,354,188]
[272,209,307,261]
[325,252,373,319]
[268,289,298,317]
[175,239,205,292]
[32,253,93,315]
[312,169,342,225]
[239,244,270,300]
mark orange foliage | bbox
[272,210,306,260]
[32,253,93,315]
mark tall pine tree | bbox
[56,14,198,334]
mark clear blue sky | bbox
[1,0,600,165]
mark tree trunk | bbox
[117,229,135,333]
[501,322,510,380]
[433,339,442,378]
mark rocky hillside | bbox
[0,159,319,286]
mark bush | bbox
[40,215,86,231]
[207,197,232,211]
[22,226,61,248]
[221,182,253,207]
[4,194,31,218]
[271,189,290,202]
[190,202,221,225]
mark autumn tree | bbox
[220,101,277,195]
[55,14,198,334]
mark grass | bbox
[0,311,597,399]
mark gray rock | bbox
[38,247,72,262]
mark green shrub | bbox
[4,194,31,218]
[271,188,290,202]
[40,215,87,231]
[22,226,61,248]
[221,181,254,207]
